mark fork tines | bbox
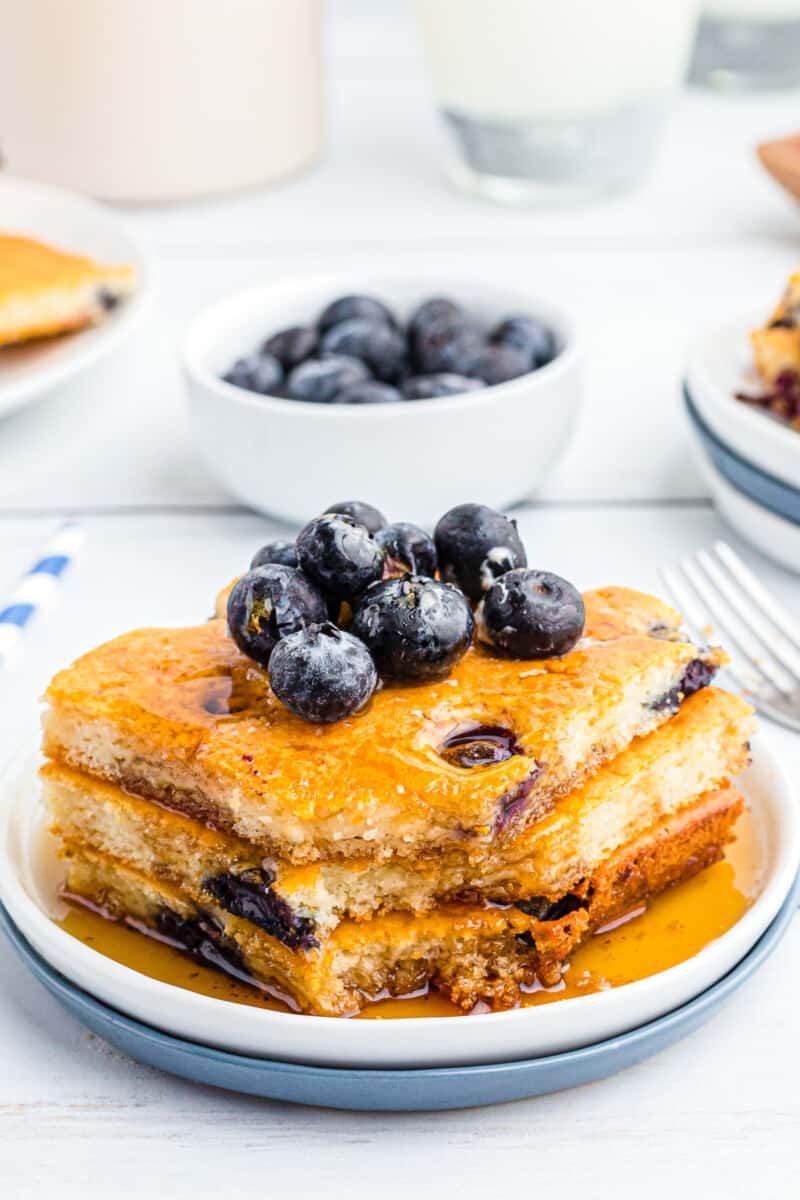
[659,540,800,732]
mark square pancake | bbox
[0,233,135,346]
[43,688,754,939]
[42,586,726,863]
[59,785,744,1016]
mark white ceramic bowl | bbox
[0,176,154,419]
[181,272,583,526]
[1,737,797,1070]
[686,311,800,492]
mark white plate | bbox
[686,311,800,493]
[0,738,797,1070]
[0,176,154,418]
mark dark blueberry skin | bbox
[413,318,483,376]
[223,352,284,395]
[204,868,318,950]
[374,522,438,578]
[491,315,556,368]
[401,373,485,400]
[336,381,403,405]
[476,569,585,659]
[318,294,397,334]
[323,500,387,534]
[470,344,530,386]
[155,909,250,979]
[262,325,319,371]
[351,575,474,680]
[649,658,715,713]
[286,355,370,404]
[296,513,384,601]
[434,503,527,603]
[320,318,406,382]
[250,539,299,570]
[407,297,464,347]
[268,622,378,723]
[226,564,329,668]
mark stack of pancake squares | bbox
[41,585,754,1015]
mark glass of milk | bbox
[691,2,800,89]
[414,0,700,205]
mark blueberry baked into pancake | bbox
[42,502,753,1016]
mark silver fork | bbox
[660,540,800,733]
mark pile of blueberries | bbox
[226,501,585,725]
[222,293,556,405]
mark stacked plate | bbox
[1,740,798,1111]
[685,313,800,573]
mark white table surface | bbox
[1,3,799,1195]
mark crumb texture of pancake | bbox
[42,586,726,863]
[43,687,754,937]
[0,234,136,346]
[59,785,743,1016]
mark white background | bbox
[1,2,798,1195]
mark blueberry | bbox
[470,344,530,386]
[401,373,485,400]
[262,325,319,371]
[336,381,403,405]
[323,500,387,534]
[434,503,527,603]
[374,522,438,578]
[223,354,261,388]
[227,564,329,668]
[250,540,298,569]
[413,318,483,376]
[476,569,585,659]
[318,295,397,334]
[223,352,284,395]
[296,513,384,601]
[320,318,406,383]
[351,575,474,680]
[491,315,556,368]
[287,355,370,404]
[269,622,378,724]
[407,297,464,346]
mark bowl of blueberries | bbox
[182,273,583,525]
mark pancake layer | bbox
[44,688,754,939]
[59,786,744,1015]
[43,587,725,863]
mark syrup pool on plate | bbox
[55,807,764,1019]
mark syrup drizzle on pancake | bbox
[56,808,762,1019]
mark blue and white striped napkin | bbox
[0,522,86,665]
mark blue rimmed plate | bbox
[2,878,797,1112]
[684,386,800,526]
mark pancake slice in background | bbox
[0,234,135,346]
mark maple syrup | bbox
[56,807,763,1020]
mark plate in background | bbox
[0,176,154,418]
[685,310,800,493]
